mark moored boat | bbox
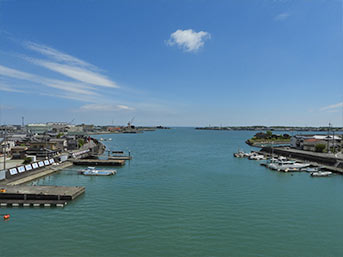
[310,171,332,177]
[81,167,117,176]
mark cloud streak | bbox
[167,29,211,52]
[320,102,343,111]
[80,103,135,111]
[0,64,97,97]
[274,12,291,21]
[28,58,118,88]
[25,41,96,69]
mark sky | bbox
[0,0,342,127]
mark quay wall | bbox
[261,147,343,168]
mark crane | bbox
[128,117,135,128]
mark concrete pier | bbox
[260,147,343,174]
[72,159,125,166]
[108,156,132,160]
[0,185,85,207]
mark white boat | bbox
[249,153,265,160]
[233,151,245,158]
[81,167,117,176]
[310,171,332,177]
[268,160,310,171]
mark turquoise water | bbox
[2,128,343,257]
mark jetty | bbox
[260,147,343,174]
[0,185,85,207]
[72,159,125,166]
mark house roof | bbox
[304,138,322,143]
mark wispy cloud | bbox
[320,102,343,111]
[167,29,211,52]
[25,41,96,69]
[80,103,135,111]
[0,64,97,96]
[0,82,27,93]
[275,12,291,21]
[27,58,118,88]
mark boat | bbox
[233,151,245,158]
[310,171,332,177]
[268,160,310,171]
[249,153,265,160]
[300,167,319,173]
[81,167,117,176]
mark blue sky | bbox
[0,0,342,126]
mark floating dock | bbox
[72,159,125,166]
[0,185,85,207]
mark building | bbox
[291,134,342,152]
[49,138,68,152]
[11,146,28,159]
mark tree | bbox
[315,144,326,153]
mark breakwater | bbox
[261,147,343,170]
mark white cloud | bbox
[167,29,211,52]
[27,58,118,88]
[80,104,134,111]
[0,83,27,93]
[25,41,96,69]
[0,64,96,97]
[275,12,291,21]
[320,102,343,111]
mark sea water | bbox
[2,128,343,257]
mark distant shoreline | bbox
[195,126,343,132]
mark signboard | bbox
[32,163,39,169]
[44,160,50,165]
[25,164,33,171]
[0,170,5,180]
[49,158,55,164]
[38,161,45,167]
[9,168,18,175]
[18,166,26,173]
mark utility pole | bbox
[3,126,6,170]
[327,122,331,153]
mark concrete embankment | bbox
[1,161,73,186]
[261,147,343,173]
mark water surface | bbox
[2,128,343,257]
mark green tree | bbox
[315,144,326,153]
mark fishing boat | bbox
[268,160,310,171]
[81,167,117,176]
[310,171,332,177]
[249,153,265,160]
[233,151,245,158]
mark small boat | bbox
[268,160,310,171]
[310,171,332,177]
[81,167,116,176]
[233,151,245,158]
[300,167,319,173]
[249,153,265,160]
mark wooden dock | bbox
[72,159,125,166]
[0,185,85,207]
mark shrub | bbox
[23,157,32,164]
[315,144,326,153]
